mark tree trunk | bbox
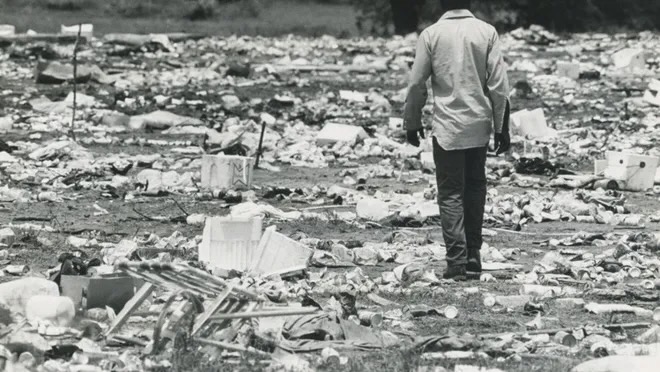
[390,0,420,35]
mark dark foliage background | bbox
[3,0,659,36]
[350,0,660,35]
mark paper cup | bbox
[359,311,383,327]
[442,305,459,319]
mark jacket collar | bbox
[440,9,475,20]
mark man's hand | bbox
[493,99,511,155]
[493,131,510,155]
[406,129,425,147]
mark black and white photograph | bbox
[0,0,659,371]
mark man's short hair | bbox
[441,0,471,10]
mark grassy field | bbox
[0,0,359,36]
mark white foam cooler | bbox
[604,152,659,191]
[61,24,94,38]
[199,216,262,271]
[201,155,255,190]
[0,25,15,37]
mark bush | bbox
[186,0,216,20]
[353,0,660,34]
[115,0,158,18]
[44,0,87,10]
[236,0,262,18]
[212,0,263,19]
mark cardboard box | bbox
[201,155,255,190]
[61,274,137,314]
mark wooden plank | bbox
[104,283,155,337]
[207,300,253,340]
[191,287,232,337]
[256,64,388,73]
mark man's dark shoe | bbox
[443,265,467,281]
[467,250,482,280]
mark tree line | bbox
[352,0,660,35]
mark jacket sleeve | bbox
[403,31,432,132]
[486,31,510,134]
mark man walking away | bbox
[404,0,510,281]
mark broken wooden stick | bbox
[397,162,405,182]
[208,307,318,321]
[255,118,267,169]
[131,207,185,223]
[70,24,81,142]
[105,283,155,337]
[257,63,388,73]
[169,198,189,217]
[108,335,149,347]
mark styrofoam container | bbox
[612,48,646,70]
[199,216,262,271]
[60,24,94,38]
[317,123,369,146]
[249,226,312,276]
[420,152,434,171]
[510,108,557,139]
[605,152,659,191]
[594,159,608,176]
[201,155,255,190]
[26,295,75,327]
[0,25,15,37]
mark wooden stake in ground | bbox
[70,24,82,142]
[254,118,267,168]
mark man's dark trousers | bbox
[433,138,487,268]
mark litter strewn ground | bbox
[0,25,659,372]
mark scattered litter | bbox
[0,20,658,372]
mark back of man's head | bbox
[440,0,471,11]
